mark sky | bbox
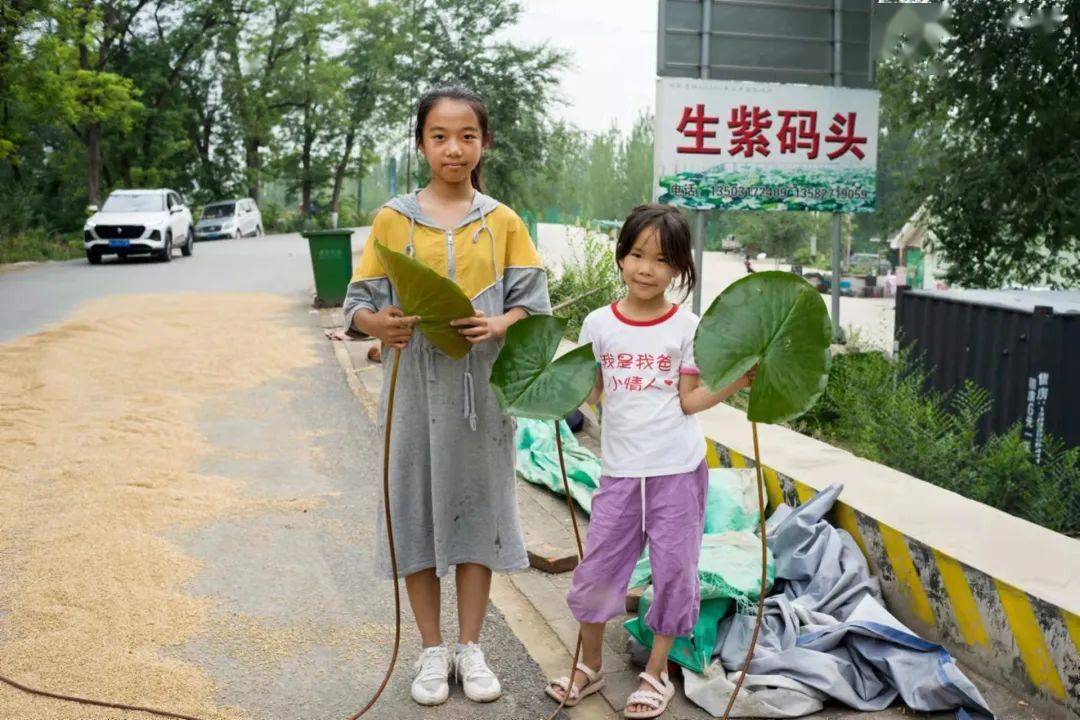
[501,0,658,135]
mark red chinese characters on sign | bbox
[674,104,867,161]
[825,112,867,160]
[728,105,772,157]
[676,104,722,155]
[777,110,819,159]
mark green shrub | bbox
[336,196,372,228]
[789,348,1079,536]
[791,244,832,269]
[548,227,622,339]
[0,229,84,264]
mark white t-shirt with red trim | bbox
[578,302,706,478]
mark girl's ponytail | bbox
[470,160,483,192]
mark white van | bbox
[195,198,263,240]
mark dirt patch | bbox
[0,293,319,719]
[0,261,40,276]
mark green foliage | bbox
[373,242,474,359]
[490,315,597,420]
[891,2,1080,288]
[547,229,622,339]
[731,212,832,261]
[519,113,654,224]
[0,0,564,259]
[695,272,832,424]
[791,243,833,269]
[0,230,83,264]
[405,0,567,213]
[794,349,1080,535]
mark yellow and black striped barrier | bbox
[705,436,1079,719]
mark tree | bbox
[218,0,303,202]
[522,121,587,219]
[733,212,830,260]
[407,0,568,212]
[325,1,406,225]
[49,0,147,206]
[107,0,226,194]
[903,1,1079,288]
[617,112,654,212]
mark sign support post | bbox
[830,0,845,342]
[692,0,712,315]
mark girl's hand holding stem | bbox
[450,307,529,344]
[354,306,421,350]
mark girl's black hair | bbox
[414,86,491,192]
[615,204,697,300]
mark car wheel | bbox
[181,228,194,257]
[159,233,173,262]
[86,248,102,265]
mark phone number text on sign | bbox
[654,78,881,213]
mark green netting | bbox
[514,418,600,515]
[628,531,775,603]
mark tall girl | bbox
[343,87,550,706]
[545,204,754,718]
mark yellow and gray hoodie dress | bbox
[342,191,551,579]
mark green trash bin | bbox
[302,228,353,307]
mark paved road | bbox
[0,232,371,342]
[0,233,558,720]
[173,319,557,720]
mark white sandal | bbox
[624,670,675,719]
[545,661,605,707]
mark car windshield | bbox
[201,203,236,219]
[102,194,164,212]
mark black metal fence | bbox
[894,287,1079,456]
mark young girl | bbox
[545,204,754,719]
[343,87,550,706]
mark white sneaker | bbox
[454,642,502,702]
[411,645,451,706]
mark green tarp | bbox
[514,418,600,514]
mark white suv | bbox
[195,198,263,240]
[83,188,195,264]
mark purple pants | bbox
[566,459,709,637]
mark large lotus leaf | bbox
[490,315,597,420]
[694,271,831,425]
[374,242,474,360]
